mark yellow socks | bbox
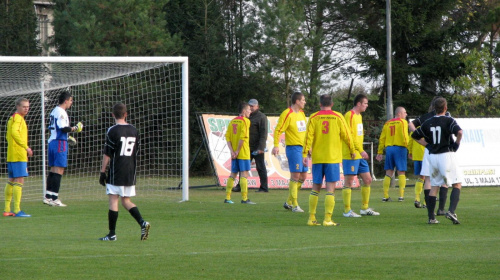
[324,192,335,222]
[415,178,424,202]
[4,182,13,213]
[289,180,298,207]
[398,175,406,198]
[383,175,391,198]
[342,188,351,213]
[361,185,371,210]
[13,182,23,213]
[309,191,319,218]
[225,177,234,200]
[240,177,248,201]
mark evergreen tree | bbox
[0,0,40,55]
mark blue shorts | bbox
[48,140,68,168]
[312,163,340,184]
[384,146,407,171]
[7,162,28,178]
[286,146,308,173]
[231,159,251,173]
[413,161,422,175]
[342,159,370,175]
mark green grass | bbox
[1,182,499,279]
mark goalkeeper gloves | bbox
[68,136,77,146]
[73,122,83,133]
[99,172,107,186]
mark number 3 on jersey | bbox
[120,137,136,156]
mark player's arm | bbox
[375,124,388,161]
[339,116,356,159]
[99,154,110,186]
[225,128,236,159]
[10,116,29,150]
[272,111,288,155]
[302,116,315,165]
[402,120,409,147]
[411,128,428,147]
[408,132,413,158]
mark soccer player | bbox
[43,91,83,207]
[376,107,409,202]
[272,91,307,213]
[342,94,380,217]
[408,130,426,208]
[409,97,451,215]
[303,95,356,226]
[4,98,33,217]
[98,102,151,241]
[411,97,462,224]
[224,102,256,204]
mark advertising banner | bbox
[200,114,361,189]
[457,118,500,186]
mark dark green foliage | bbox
[0,0,40,55]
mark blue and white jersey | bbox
[48,106,70,143]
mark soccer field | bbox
[1,182,499,279]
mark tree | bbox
[0,0,40,55]
[51,0,182,56]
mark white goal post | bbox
[0,56,189,202]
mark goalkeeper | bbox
[43,91,83,207]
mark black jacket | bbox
[248,109,268,151]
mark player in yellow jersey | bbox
[303,95,356,226]
[408,130,426,208]
[224,102,256,205]
[272,91,307,213]
[342,94,379,217]
[4,98,33,218]
[376,107,409,202]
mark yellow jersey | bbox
[303,110,355,164]
[342,110,365,160]
[225,116,251,160]
[6,113,29,162]
[273,107,307,147]
[408,131,425,161]
[377,118,409,154]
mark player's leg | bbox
[382,170,394,201]
[254,153,268,192]
[427,185,440,223]
[413,161,424,208]
[100,193,119,241]
[397,171,406,201]
[4,181,14,216]
[10,163,30,217]
[437,185,448,215]
[4,163,15,216]
[444,153,461,224]
[323,164,340,226]
[225,159,239,203]
[239,160,255,204]
[122,188,151,239]
[285,146,304,210]
[426,154,443,223]
[359,170,379,215]
[394,147,408,201]
[308,164,323,226]
[341,159,360,217]
[49,141,68,206]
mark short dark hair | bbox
[238,102,249,114]
[291,91,304,105]
[319,94,333,107]
[353,93,368,107]
[428,96,443,112]
[433,97,447,114]
[113,102,127,119]
[58,91,73,105]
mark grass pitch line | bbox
[4,237,499,262]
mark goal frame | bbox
[0,56,189,201]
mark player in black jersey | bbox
[98,102,150,241]
[409,97,451,215]
[411,97,463,224]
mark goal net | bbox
[0,57,189,202]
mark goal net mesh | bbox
[0,60,185,202]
